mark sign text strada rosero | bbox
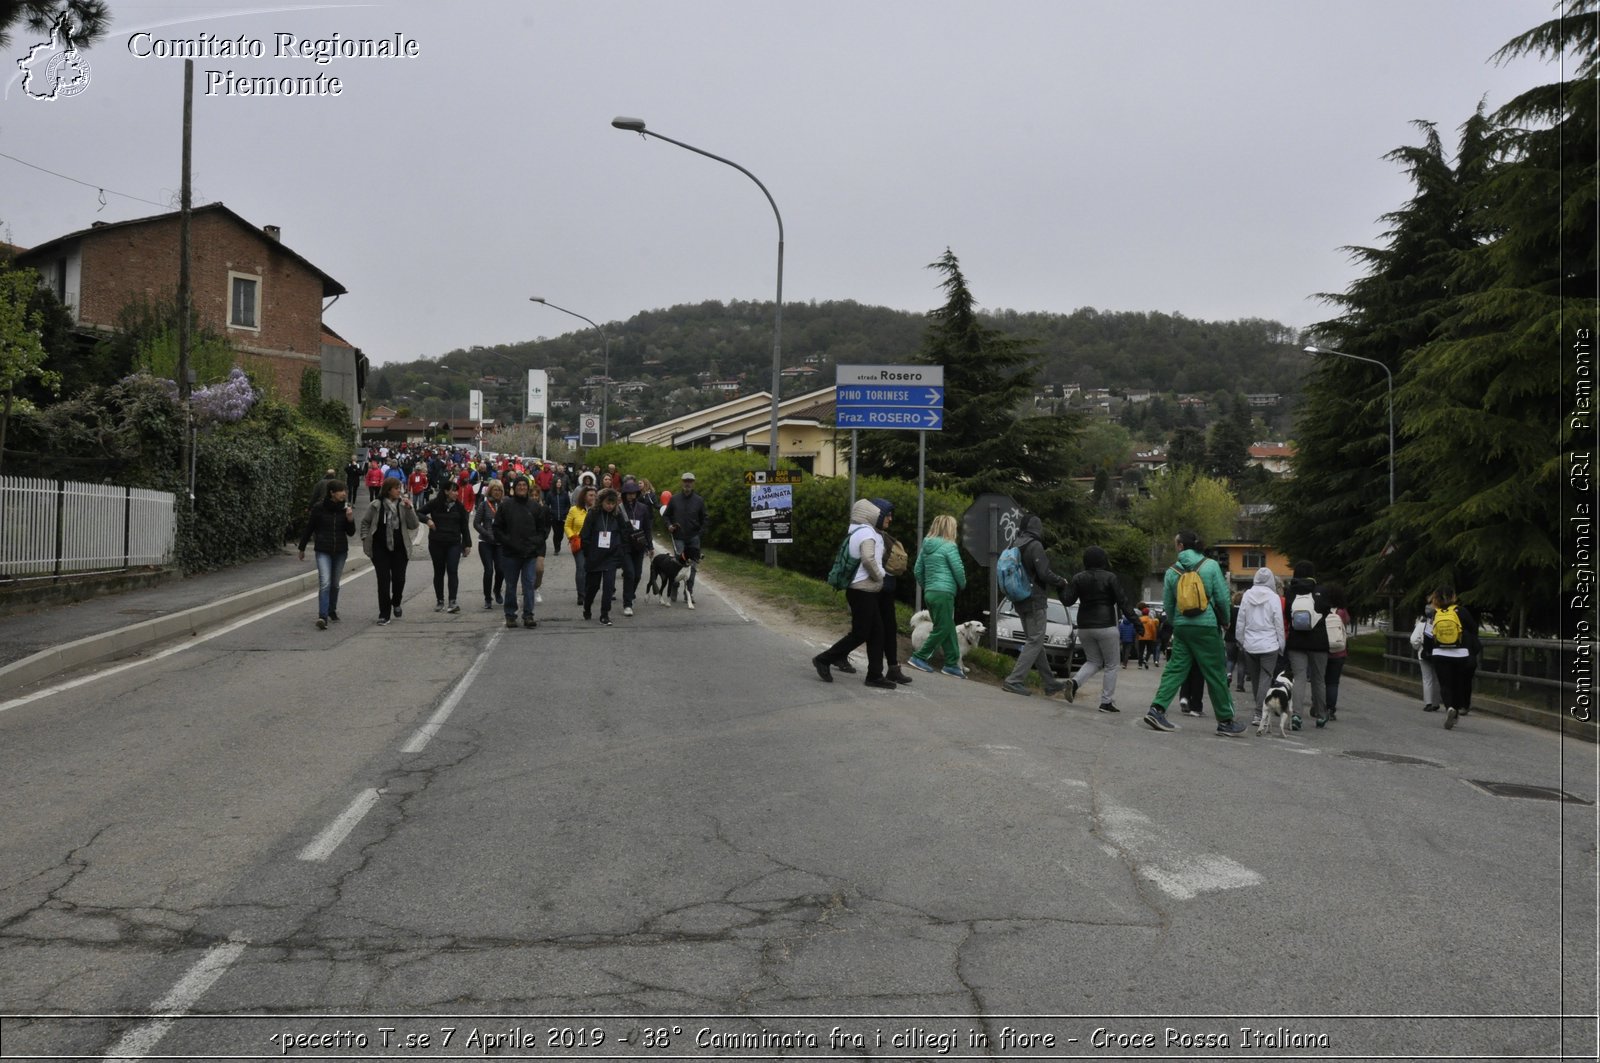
[835,365,945,433]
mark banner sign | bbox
[750,483,793,544]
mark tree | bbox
[1205,395,1253,481]
[1386,0,1596,634]
[855,250,1088,537]
[1078,419,1133,476]
[1167,425,1207,470]
[1130,468,1239,569]
[1273,110,1495,608]
[0,0,111,48]
[0,266,62,472]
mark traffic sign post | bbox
[961,492,1023,652]
[579,412,601,449]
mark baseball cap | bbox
[681,472,696,481]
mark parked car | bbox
[992,596,1083,668]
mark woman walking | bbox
[359,476,419,625]
[423,479,472,613]
[297,480,354,629]
[870,499,914,684]
[565,485,594,606]
[473,479,506,609]
[811,499,894,689]
[1058,545,1139,713]
[1323,584,1352,722]
[1235,567,1286,727]
[580,487,627,625]
[908,514,968,677]
[1422,584,1481,729]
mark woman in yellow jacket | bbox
[564,485,594,607]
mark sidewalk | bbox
[0,544,371,692]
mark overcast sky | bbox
[2,0,1557,367]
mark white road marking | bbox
[102,938,247,1061]
[400,630,502,753]
[296,788,381,862]
[701,578,751,622]
[0,569,372,714]
[1099,806,1263,900]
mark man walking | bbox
[1002,514,1071,698]
[493,475,551,629]
[1143,530,1246,736]
[1283,560,1332,729]
[663,471,708,604]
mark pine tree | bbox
[1390,0,1596,634]
[854,250,1087,535]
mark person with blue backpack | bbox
[1143,530,1246,736]
[1000,514,1071,697]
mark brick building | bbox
[14,203,360,406]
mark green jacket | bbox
[1162,548,1231,628]
[913,535,967,597]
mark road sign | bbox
[468,389,484,422]
[960,492,1023,566]
[835,364,945,432]
[578,412,600,448]
[750,483,793,544]
[743,469,806,485]
[526,369,549,421]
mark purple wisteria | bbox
[127,367,260,424]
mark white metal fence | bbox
[0,476,176,578]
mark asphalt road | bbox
[0,552,1594,1061]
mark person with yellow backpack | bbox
[1142,530,1244,735]
[1422,584,1482,729]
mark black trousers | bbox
[429,540,461,603]
[820,588,885,680]
[875,582,901,669]
[583,557,620,618]
[1432,654,1476,713]
[479,540,503,602]
[372,544,408,620]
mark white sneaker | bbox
[623,606,633,617]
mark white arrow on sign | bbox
[924,388,941,405]
[926,410,941,429]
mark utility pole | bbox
[176,60,194,510]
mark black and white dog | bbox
[646,552,696,608]
[1258,670,1294,737]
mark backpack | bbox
[825,535,857,591]
[1432,604,1463,647]
[997,544,1033,602]
[1325,610,1347,653]
[1172,562,1209,618]
[1289,590,1321,632]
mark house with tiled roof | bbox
[628,384,844,476]
[13,203,364,408]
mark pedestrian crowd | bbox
[810,497,1482,735]
[301,453,701,632]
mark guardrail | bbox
[1384,631,1592,714]
[0,475,176,579]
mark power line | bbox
[0,150,170,209]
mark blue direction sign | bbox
[835,364,945,432]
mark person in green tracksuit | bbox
[1143,529,1245,736]
[908,514,968,677]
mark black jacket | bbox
[423,496,472,549]
[1062,567,1135,629]
[664,490,709,541]
[581,505,628,565]
[1012,515,1067,612]
[1283,577,1332,653]
[622,496,654,554]
[299,497,354,555]
[493,494,552,558]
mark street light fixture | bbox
[1303,345,1394,507]
[611,115,785,564]
[530,297,610,450]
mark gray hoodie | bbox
[846,498,885,591]
[1236,566,1286,654]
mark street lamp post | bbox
[1303,345,1394,508]
[530,297,610,451]
[611,116,785,565]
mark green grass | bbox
[1345,631,1385,671]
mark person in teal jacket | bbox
[1143,529,1245,736]
[908,514,969,676]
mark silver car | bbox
[993,597,1081,667]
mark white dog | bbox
[908,610,986,670]
[1258,670,1294,737]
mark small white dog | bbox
[1258,671,1294,737]
[908,610,986,670]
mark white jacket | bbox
[1236,571,1285,654]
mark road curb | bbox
[0,555,374,693]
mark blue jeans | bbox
[500,550,539,619]
[315,551,347,618]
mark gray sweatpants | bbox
[1287,649,1329,719]
[1005,606,1057,686]
[1072,626,1121,705]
